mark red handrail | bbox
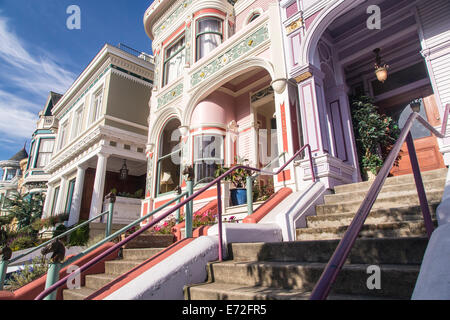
[310,104,450,300]
[35,144,316,300]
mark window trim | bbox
[57,121,69,151]
[195,16,223,62]
[193,134,225,184]
[64,179,76,214]
[162,34,186,87]
[90,89,104,125]
[50,186,60,216]
[34,138,55,169]
[71,105,84,141]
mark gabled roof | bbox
[43,91,63,117]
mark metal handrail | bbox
[35,144,316,300]
[310,104,450,300]
[8,209,111,265]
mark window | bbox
[35,139,55,168]
[58,121,69,151]
[71,106,84,140]
[156,119,182,195]
[248,13,260,23]
[163,36,186,87]
[65,179,76,214]
[90,90,103,124]
[194,135,224,184]
[50,187,60,216]
[196,18,223,61]
[5,170,16,181]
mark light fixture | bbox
[119,159,129,181]
[410,98,422,113]
[374,48,389,83]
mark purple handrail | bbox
[35,144,316,300]
[310,104,450,300]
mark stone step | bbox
[104,260,142,276]
[123,234,174,249]
[333,168,447,194]
[122,248,165,261]
[325,179,445,204]
[185,282,394,300]
[306,205,437,229]
[296,220,434,241]
[203,261,419,299]
[62,287,96,301]
[228,237,428,265]
[85,274,117,291]
[316,190,443,215]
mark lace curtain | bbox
[197,19,222,60]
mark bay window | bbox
[194,134,224,184]
[163,36,186,87]
[35,139,55,168]
[196,18,223,61]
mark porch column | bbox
[55,177,68,215]
[89,152,110,219]
[68,165,88,227]
[42,185,55,218]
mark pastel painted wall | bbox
[191,91,236,127]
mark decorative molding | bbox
[157,82,184,108]
[154,0,194,39]
[286,17,304,34]
[191,23,269,87]
[251,86,274,103]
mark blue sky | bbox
[0,0,154,162]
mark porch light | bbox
[410,98,422,113]
[119,159,129,181]
[374,48,389,83]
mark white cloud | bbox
[0,12,76,149]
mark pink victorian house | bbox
[142,0,306,221]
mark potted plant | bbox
[351,96,401,181]
[215,162,252,206]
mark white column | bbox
[68,165,88,227]
[55,177,68,215]
[42,185,55,218]
[89,153,110,219]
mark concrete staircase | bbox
[62,234,174,300]
[185,168,446,300]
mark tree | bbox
[4,193,44,234]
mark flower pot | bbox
[230,188,247,206]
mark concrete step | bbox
[307,205,437,229]
[296,220,434,241]
[325,179,445,204]
[203,261,419,299]
[104,260,142,276]
[122,248,165,261]
[62,287,96,301]
[185,282,394,300]
[316,190,443,215]
[85,274,117,291]
[228,237,428,265]
[333,168,447,194]
[123,234,174,249]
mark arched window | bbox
[196,17,223,61]
[156,119,182,196]
[248,13,260,23]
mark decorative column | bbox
[42,185,55,218]
[89,152,110,219]
[54,177,68,215]
[68,165,88,227]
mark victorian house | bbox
[41,44,154,228]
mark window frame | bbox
[162,34,186,87]
[34,138,55,169]
[193,134,224,184]
[57,121,69,151]
[64,178,76,214]
[71,105,84,141]
[195,16,223,62]
[90,89,103,125]
[50,186,60,216]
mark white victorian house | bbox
[41,44,154,227]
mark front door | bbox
[379,86,445,176]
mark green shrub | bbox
[52,224,68,239]
[7,257,49,291]
[9,235,37,252]
[68,222,90,247]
